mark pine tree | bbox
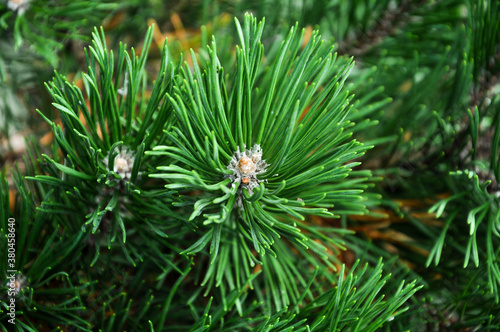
[1,1,499,331]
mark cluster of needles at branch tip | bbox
[226,144,268,198]
[104,147,136,181]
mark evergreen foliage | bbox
[1,0,499,331]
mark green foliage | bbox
[1,0,500,330]
[0,12,421,330]
[0,168,92,331]
[27,26,180,266]
[0,0,117,67]
[161,259,421,332]
[146,14,375,311]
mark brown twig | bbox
[337,0,428,57]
